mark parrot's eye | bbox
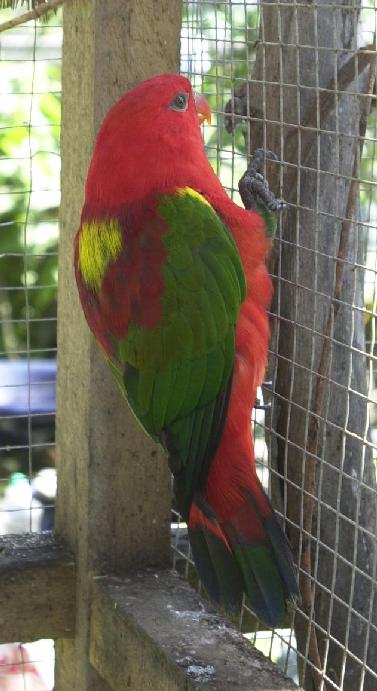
[169,92,189,112]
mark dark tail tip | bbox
[188,498,244,613]
[188,490,299,628]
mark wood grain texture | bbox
[0,533,75,643]
[56,1,181,689]
[90,570,300,691]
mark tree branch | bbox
[231,27,376,690]
[287,43,376,167]
[224,44,376,175]
[0,0,63,33]
[299,40,376,691]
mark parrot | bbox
[74,73,299,627]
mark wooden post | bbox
[0,534,75,643]
[55,1,182,688]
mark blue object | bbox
[0,359,56,415]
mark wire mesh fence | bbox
[0,1,376,691]
[0,9,61,534]
[180,1,377,690]
[0,7,61,689]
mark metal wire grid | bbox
[179,1,377,689]
[0,15,61,534]
[0,11,61,689]
[1,3,376,690]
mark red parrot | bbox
[74,73,299,626]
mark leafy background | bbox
[0,0,375,554]
[0,0,375,686]
[0,14,61,490]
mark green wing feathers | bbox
[115,188,246,512]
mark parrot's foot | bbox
[238,148,287,213]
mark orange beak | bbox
[194,92,212,125]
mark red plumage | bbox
[74,73,299,625]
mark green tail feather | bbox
[234,543,288,627]
[188,526,244,612]
[264,515,300,602]
[232,504,300,627]
[187,493,299,628]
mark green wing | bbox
[113,188,246,516]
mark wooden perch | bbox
[91,570,301,691]
[0,532,304,689]
[0,532,75,643]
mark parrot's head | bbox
[119,72,212,126]
[83,73,215,212]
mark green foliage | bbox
[0,1,58,13]
[183,1,259,192]
[0,61,61,356]
[0,1,33,7]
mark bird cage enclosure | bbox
[179,2,377,689]
[0,4,62,688]
[0,1,376,691]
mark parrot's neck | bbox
[82,126,230,217]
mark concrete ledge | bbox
[90,569,299,690]
[0,532,76,643]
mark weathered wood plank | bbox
[56,1,182,688]
[90,570,300,691]
[0,533,75,643]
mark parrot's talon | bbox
[253,172,268,189]
[238,148,286,213]
[248,148,279,172]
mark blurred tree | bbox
[0,64,60,356]
[0,22,61,483]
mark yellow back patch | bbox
[78,218,122,290]
[176,187,211,207]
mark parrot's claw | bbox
[238,148,287,213]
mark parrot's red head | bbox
[83,73,218,214]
